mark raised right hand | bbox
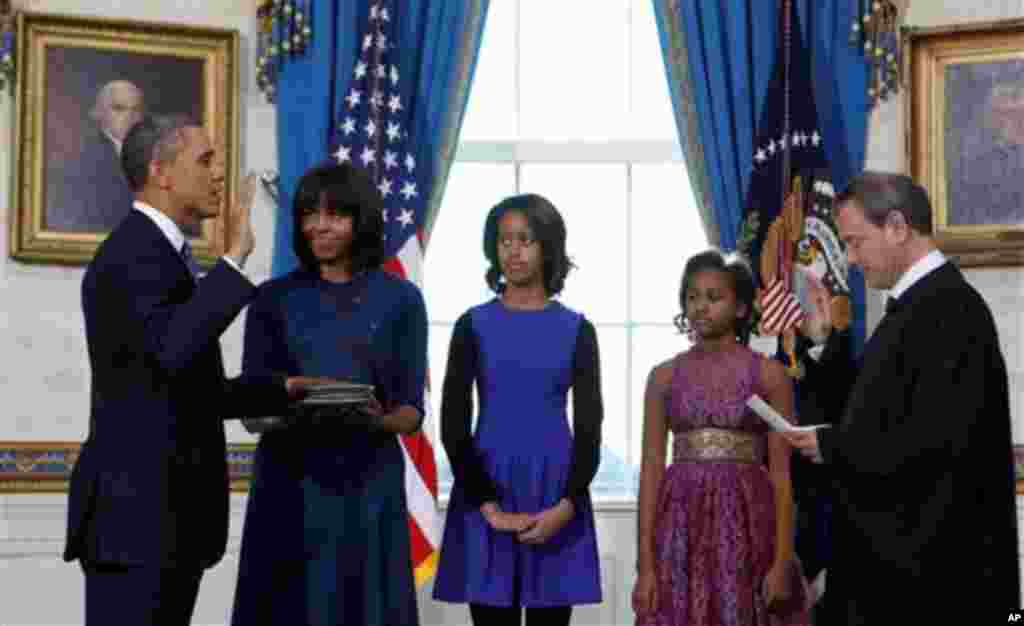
[632,569,658,617]
[800,271,832,344]
[227,172,258,267]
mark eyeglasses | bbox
[497,234,537,249]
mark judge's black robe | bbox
[816,262,1019,625]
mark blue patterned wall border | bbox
[4,442,1023,494]
[0,442,257,493]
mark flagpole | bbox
[779,0,793,293]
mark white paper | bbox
[746,395,831,433]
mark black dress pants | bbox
[83,561,203,626]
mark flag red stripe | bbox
[401,431,438,498]
[407,508,433,564]
[383,256,407,279]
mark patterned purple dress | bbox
[638,345,808,626]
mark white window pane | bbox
[459,0,517,140]
[587,325,634,500]
[520,164,627,324]
[630,0,679,141]
[425,163,515,323]
[630,163,707,324]
[630,325,691,472]
[519,0,629,140]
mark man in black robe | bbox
[787,171,1020,625]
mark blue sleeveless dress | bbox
[433,299,602,607]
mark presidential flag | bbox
[738,0,853,598]
[740,0,849,348]
[328,1,439,586]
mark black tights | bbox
[469,603,573,626]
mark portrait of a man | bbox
[9,12,239,265]
[945,59,1024,227]
[43,46,203,234]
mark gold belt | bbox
[674,427,763,463]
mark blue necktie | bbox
[180,241,202,280]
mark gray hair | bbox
[834,171,933,235]
[90,80,143,123]
[120,114,195,192]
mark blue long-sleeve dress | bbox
[231,268,427,626]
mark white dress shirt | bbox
[887,248,946,303]
[133,201,247,277]
[103,130,123,157]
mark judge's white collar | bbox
[888,249,946,301]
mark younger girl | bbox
[433,194,603,626]
[632,250,807,626]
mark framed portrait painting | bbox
[8,12,239,265]
[906,18,1024,266]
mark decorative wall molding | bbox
[0,442,258,493]
[6,441,1024,493]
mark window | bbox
[424,0,708,504]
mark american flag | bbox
[329,1,439,586]
[760,272,804,335]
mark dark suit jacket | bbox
[65,209,292,569]
[816,262,1020,624]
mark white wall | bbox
[2,0,1024,624]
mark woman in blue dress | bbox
[433,194,603,626]
[231,162,427,626]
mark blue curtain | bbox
[271,1,362,276]
[653,0,778,250]
[794,0,869,354]
[655,0,869,352]
[271,0,489,277]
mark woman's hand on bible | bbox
[517,499,574,544]
[284,376,335,400]
[362,396,384,417]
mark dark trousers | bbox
[83,562,203,626]
[469,603,573,626]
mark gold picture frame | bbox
[8,11,240,265]
[905,19,1024,267]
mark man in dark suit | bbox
[65,114,318,625]
[787,171,1020,625]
